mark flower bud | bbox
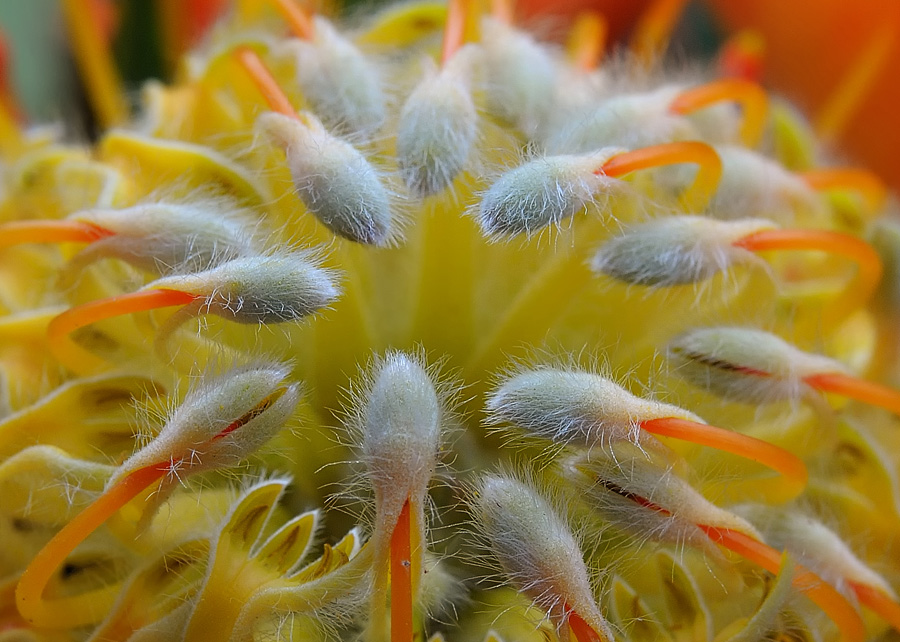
[478,150,623,238]
[668,327,846,404]
[397,49,478,197]
[486,366,700,448]
[591,216,776,286]
[257,112,396,245]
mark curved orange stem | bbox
[698,526,866,642]
[805,371,900,417]
[390,498,413,642]
[598,141,722,212]
[799,168,888,215]
[269,0,315,40]
[567,607,606,642]
[567,12,606,73]
[47,288,200,375]
[640,417,808,500]
[234,46,297,118]
[669,78,768,147]
[850,582,900,633]
[0,220,114,248]
[630,0,688,65]
[16,462,168,628]
[733,228,883,321]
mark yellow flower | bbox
[0,2,898,642]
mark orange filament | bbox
[799,168,888,215]
[47,288,201,375]
[270,0,315,41]
[567,607,606,642]
[598,141,722,212]
[669,78,768,147]
[234,47,298,118]
[0,220,114,249]
[16,462,168,628]
[815,21,897,142]
[849,582,900,633]
[698,526,866,642]
[441,0,476,65]
[61,0,128,128]
[732,228,883,320]
[390,498,413,642]
[639,417,808,500]
[718,30,765,82]
[805,371,900,417]
[490,0,514,24]
[567,12,607,73]
[630,0,689,65]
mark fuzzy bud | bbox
[668,327,846,404]
[486,367,700,448]
[474,474,614,641]
[257,111,395,245]
[591,216,777,286]
[396,49,478,197]
[478,150,623,238]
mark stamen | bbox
[669,79,769,147]
[490,0,514,24]
[270,0,315,40]
[0,220,114,248]
[732,228,883,321]
[441,0,477,65]
[16,461,168,628]
[567,12,607,73]
[799,167,888,215]
[567,608,604,642]
[804,372,900,417]
[815,21,897,141]
[718,30,765,82]
[849,582,900,633]
[390,498,414,642]
[61,0,128,128]
[630,0,689,65]
[640,417,808,500]
[47,288,200,375]
[698,526,866,642]
[598,141,723,212]
[234,46,297,118]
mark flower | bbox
[0,2,899,642]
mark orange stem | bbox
[598,141,722,212]
[233,46,297,118]
[733,228,883,320]
[805,371,900,417]
[630,0,688,65]
[390,498,413,642]
[441,0,473,65]
[47,288,200,375]
[490,0,514,24]
[640,417,808,500]
[849,582,900,633]
[799,168,887,215]
[567,12,607,73]
[0,220,114,249]
[718,30,765,82]
[16,462,168,628]
[698,526,866,642]
[567,607,605,642]
[669,78,768,147]
[269,0,315,40]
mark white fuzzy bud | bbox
[113,362,300,485]
[257,112,396,245]
[282,17,385,136]
[668,327,846,404]
[591,216,777,286]
[478,149,623,238]
[396,50,478,197]
[474,474,614,641]
[359,352,442,551]
[150,252,340,324]
[480,18,556,137]
[486,367,700,449]
[70,202,257,273]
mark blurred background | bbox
[0,0,897,188]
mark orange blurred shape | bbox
[516,0,652,44]
[707,0,900,190]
